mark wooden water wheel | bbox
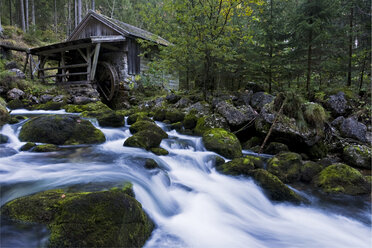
[95,62,118,101]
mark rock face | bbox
[343,145,371,169]
[250,92,274,111]
[314,163,370,195]
[326,92,348,116]
[202,128,242,159]
[216,101,257,127]
[339,117,367,142]
[267,152,302,183]
[0,188,154,247]
[19,115,106,145]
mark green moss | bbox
[20,142,36,151]
[127,112,150,125]
[170,122,183,131]
[267,152,302,183]
[202,128,242,159]
[150,147,169,156]
[19,115,105,145]
[314,163,369,195]
[264,142,289,155]
[124,130,164,150]
[8,116,20,124]
[32,101,65,110]
[153,109,167,121]
[194,117,210,135]
[7,99,24,109]
[217,155,263,176]
[33,144,60,152]
[129,121,167,139]
[307,142,328,159]
[1,187,154,247]
[165,109,185,123]
[97,111,125,127]
[343,145,371,169]
[303,102,327,132]
[250,169,303,204]
[64,101,110,113]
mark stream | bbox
[0,110,371,248]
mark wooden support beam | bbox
[61,52,66,83]
[90,43,101,81]
[36,43,92,56]
[39,63,88,71]
[78,48,88,62]
[23,53,29,74]
[0,43,30,53]
[101,43,121,51]
[41,72,89,79]
[29,55,34,79]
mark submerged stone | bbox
[150,147,169,156]
[1,187,154,247]
[33,144,60,152]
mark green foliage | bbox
[303,102,327,131]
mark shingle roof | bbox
[69,11,170,46]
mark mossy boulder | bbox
[183,113,198,129]
[6,99,24,109]
[64,101,110,113]
[264,142,289,155]
[170,122,183,131]
[307,142,328,159]
[32,101,65,110]
[97,111,125,127]
[202,128,242,159]
[0,134,9,144]
[19,115,106,145]
[124,130,164,150]
[165,109,185,123]
[0,97,10,126]
[267,152,302,183]
[1,187,154,247]
[20,142,36,151]
[314,163,370,195]
[194,114,230,135]
[217,155,263,176]
[150,147,169,156]
[33,144,60,152]
[300,161,323,183]
[250,169,303,204]
[242,136,263,150]
[343,145,371,169]
[153,109,167,121]
[129,121,167,139]
[127,112,151,125]
[145,158,159,169]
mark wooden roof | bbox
[68,11,170,46]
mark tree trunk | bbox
[0,0,2,32]
[9,0,12,26]
[92,0,95,11]
[111,0,116,18]
[31,0,35,27]
[347,7,353,86]
[268,0,273,94]
[54,0,57,33]
[67,0,71,35]
[306,29,312,94]
[19,0,25,32]
[359,57,366,92]
[78,0,82,23]
[74,0,77,27]
[25,0,28,31]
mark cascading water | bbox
[0,110,371,248]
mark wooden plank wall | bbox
[75,19,119,40]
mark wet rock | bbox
[264,142,289,155]
[250,92,274,111]
[314,163,370,195]
[170,122,183,131]
[129,121,168,139]
[166,93,181,104]
[72,96,96,105]
[242,136,263,150]
[7,99,25,109]
[97,111,125,127]
[250,169,303,204]
[20,142,36,151]
[267,152,302,183]
[165,109,185,123]
[185,102,211,117]
[145,158,159,169]
[325,92,348,116]
[8,68,25,79]
[127,112,151,125]
[7,88,25,100]
[216,101,257,128]
[153,109,167,121]
[183,113,198,130]
[0,147,17,157]
[19,115,105,145]
[343,145,371,169]
[216,155,263,175]
[124,130,164,150]
[64,101,111,114]
[339,117,367,142]
[215,156,225,167]
[194,114,230,135]
[331,116,345,129]
[33,144,60,152]
[175,97,192,108]
[0,187,154,247]
[300,161,323,183]
[202,128,242,159]
[150,147,169,156]
[0,134,9,144]
[32,101,65,110]
[52,95,65,103]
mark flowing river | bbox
[0,110,371,248]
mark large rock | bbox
[97,111,125,127]
[185,102,211,117]
[165,109,185,123]
[250,92,274,111]
[124,129,164,150]
[343,145,371,169]
[232,90,253,107]
[216,101,257,128]
[194,114,230,135]
[129,120,168,139]
[175,97,192,108]
[6,88,25,100]
[339,117,367,142]
[0,97,9,126]
[250,169,303,204]
[325,92,348,116]
[8,68,25,79]
[300,161,323,183]
[264,142,289,155]
[314,163,370,195]
[127,112,151,125]
[202,128,242,159]
[39,94,54,103]
[216,155,264,175]
[19,115,106,145]
[165,93,181,104]
[1,187,154,247]
[267,152,303,183]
